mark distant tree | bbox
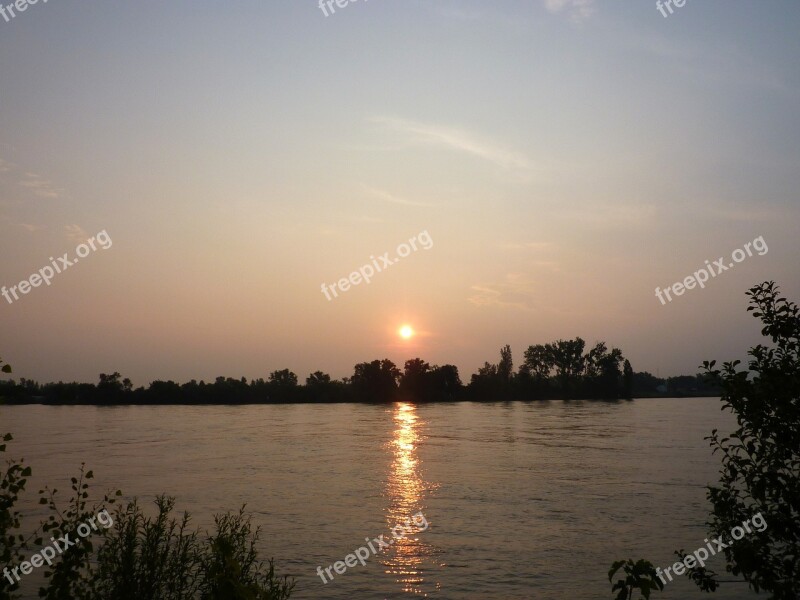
[476,362,497,378]
[548,338,586,397]
[623,360,634,400]
[469,363,496,397]
[0,357,11,406]
[597,348,624,399]
[582,342,625,399]
[147,380,182,404]
[305,371,331,387]
[631,371,664,397]
[268,370,298,387]
[98,372,123,391]
[428,365,462,401]
[498,345,513,383]
[208,377,252,404]
[97,372,130,403]
[304,371,340,403]
[469,345,515,400]
[666,375,697,396]
[351,359,400,402]
[521,344,553,379]
[400,358,431,400]
[584,342,609,378]
[549,338,586,379]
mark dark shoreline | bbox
[1,395,721,407]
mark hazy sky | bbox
[1,0,799,386]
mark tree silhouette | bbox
[351,359,400,402]
[400,358,431,400]
[610,282,800,599]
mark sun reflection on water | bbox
[383,402,439,595]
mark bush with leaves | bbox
[699,281,800,598]
[609,281,800,598]
[2,455,294,600]
[608,559,664,600]
[1,433,33,600]
[36,466,122,600]
[201,508,295,600]
[0,359,25,600]
[95,496,294,600]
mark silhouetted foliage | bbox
[0,342,719,405]
[608,559,664,600]
[623,360,634,400]
[0,433,294,600]
[610,282,800,599]
[698,282,800,598]
[398,360,463,402]
[351,359,401,402]
[1,434,30,600]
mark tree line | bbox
[0,338,719,405]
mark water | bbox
[1,398,763,599]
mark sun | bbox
[399,325,414,340]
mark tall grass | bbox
[1,433,294,600]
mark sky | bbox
[1,0,799,386]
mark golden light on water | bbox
[383,402,438,594]
[392,403,422,507]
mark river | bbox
[1,398,763,599]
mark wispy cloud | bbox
[0,215,45,233]
[361,185,434,208]
[0,158,64,199]
[543,0,595,21]
[468,273,539,311]
[19,171,63,199]
[369,116,535,174]
[64,224,88,243]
